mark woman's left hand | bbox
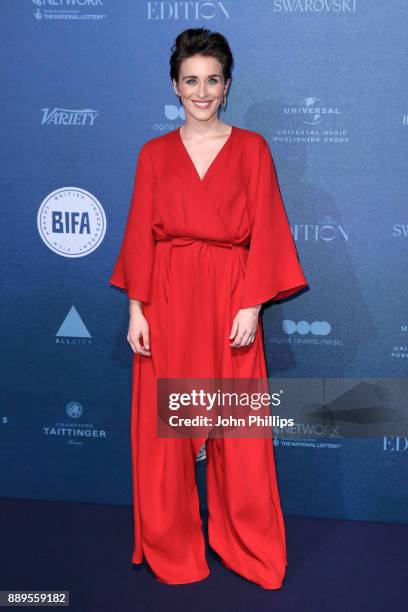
[229,305,262,348]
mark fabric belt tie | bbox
[156,237,245,249]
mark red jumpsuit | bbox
[109,125,308,588]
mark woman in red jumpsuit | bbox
[109,28,308,589]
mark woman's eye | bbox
[186,78,219,85]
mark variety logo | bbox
[41,107,99,126]
[37,187,106,258]
[147,1,229,20]
[56,306,92,345]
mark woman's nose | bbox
[198,82,208,97]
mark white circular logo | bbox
[37,187,107,257]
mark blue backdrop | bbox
[2,0,407,523]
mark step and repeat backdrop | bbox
[2,1,407,523]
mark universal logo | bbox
[41,108,99,126]
[37,187,107,258]
[284,97,340,126]
[147,1,229,20]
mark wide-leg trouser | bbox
[131,352,287,589]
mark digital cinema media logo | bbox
[37,187,106,257]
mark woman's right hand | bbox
[127,307,151,356]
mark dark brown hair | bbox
[170,28,234,84]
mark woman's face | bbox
[173,54,229,122]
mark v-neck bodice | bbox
[177,125,235,184]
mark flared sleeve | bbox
[109,143,156,303]
[240,139,308,309]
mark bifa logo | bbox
[37,187,106,257]
[383,436,408,452]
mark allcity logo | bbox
[55,306,92,345]
[33,0,107,21]
[293,215,349,242]
[147,1,230,20]
[272,0,356,12]
[284,97,340,126]
[37,187,106,257]
[41,107,99,126]
[383,436,408,452]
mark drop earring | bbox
[222,92,227,112]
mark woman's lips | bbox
[191,100,213,109]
